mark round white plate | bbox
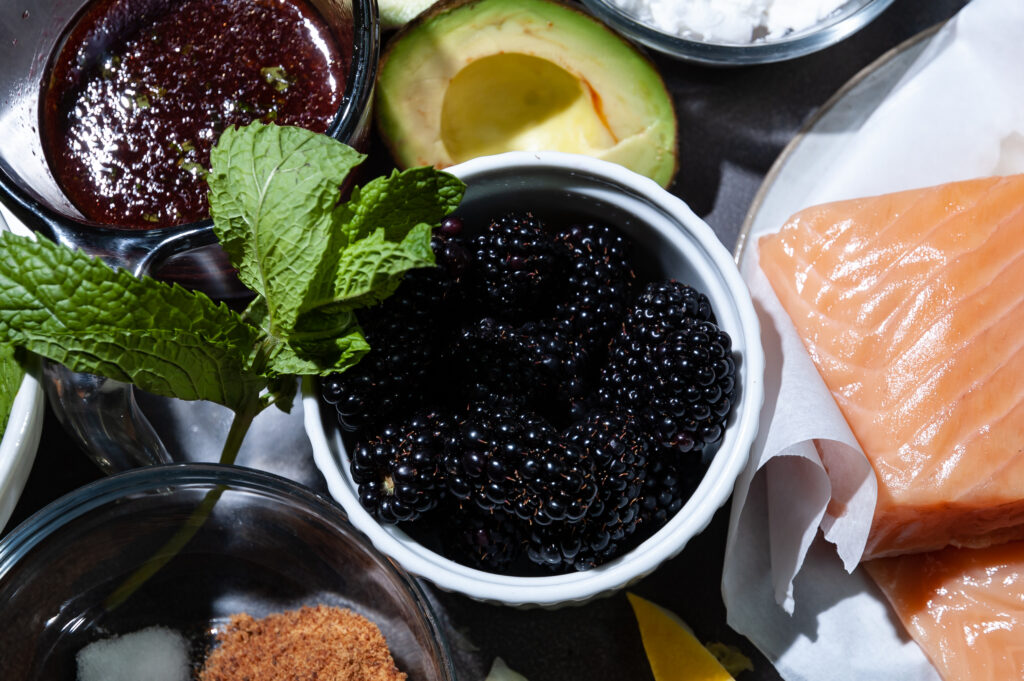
[731,21,970,681]
[735,24,940,261]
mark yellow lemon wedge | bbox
[627,592,735,681]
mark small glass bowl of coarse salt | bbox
[580,0,895,65]
[0,464,455,681]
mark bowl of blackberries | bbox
[303,151,763,607]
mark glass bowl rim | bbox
[580,0,897,65]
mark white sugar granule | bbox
[76,626,190,681]
[609,0,849,44]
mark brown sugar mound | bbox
[199,604,407,681]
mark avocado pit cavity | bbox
[440,53,617,163]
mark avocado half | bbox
[375,0,678,188]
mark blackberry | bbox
[422,218,471,313]
[439,215,465,238]
[448,317,519,397]
[597,288,735,453]
[321,306,435,431]
[526,410,650,571]
[636,454,705,533]
[321,225,467,430]
[551,222,637,356]
[444,404,597,527]
[438,503,525,572]
[567,410,649,533]
[445,383,530,417]
[470,212,563,319]
[524,526,584,571]
[624,280,717,346]
[647,321,736,452]
[451,318,590,422]
[349,411,450,524]
[595,281,716,409]
[596,333,651,408]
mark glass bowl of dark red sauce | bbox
[0,0,378,299]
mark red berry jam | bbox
[42,0,350,228]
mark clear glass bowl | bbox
[581,0,896,65]
[0,464,455,681]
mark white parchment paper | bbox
[722,0,1024,678]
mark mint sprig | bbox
[207,123,465,379]
[0,121,467,610]
[0,121,466,450]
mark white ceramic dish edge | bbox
[0,366,45,533]
[0,208,47,533]
[304,151,764,607]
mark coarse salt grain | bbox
[76,626,191,681]
[608,0,849,44]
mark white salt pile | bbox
[609,0,848,44]
[76,626,190,681]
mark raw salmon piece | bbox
[866,542,1024,681]
[758,174,1024,560]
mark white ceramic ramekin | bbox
[0,210,46,533]
[304,151,764,607]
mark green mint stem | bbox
[103,396,265,611]
[217,393,263,466]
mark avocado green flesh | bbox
[377,0,678,187]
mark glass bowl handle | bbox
[42,363,172,474]
[38,223,222,473]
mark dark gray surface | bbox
[7,1,971,679]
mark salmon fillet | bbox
[758,174,1024,559]
[867,542,1024,681]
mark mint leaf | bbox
[0,123,470,608]
[264,328,369,377]
[207,122,364,336]
[337,166,467,244]
[327,223,435,309]
[0,232,265,411]
[244,296,369,377]
[31,328,261,407]
[0,123,466,461]
[304,168,465,313]
[265,375,299,414]
[328,168,464,307]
